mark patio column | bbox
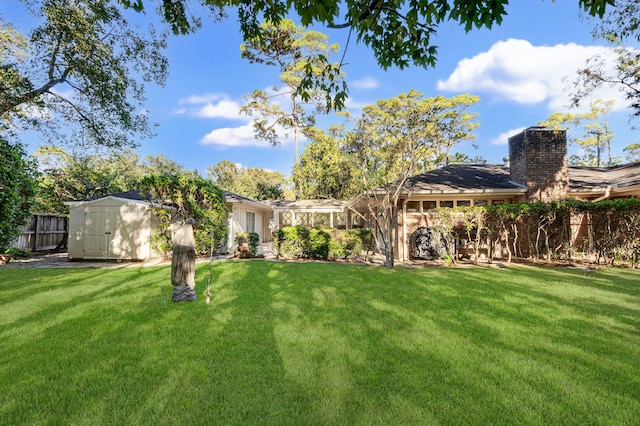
[402,199,408,262]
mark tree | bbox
[34,145,143,214]
[0,136,38,252]
[292,127,361,199]
[119,0,613,109]
[346,90,479,268]
[540,99,620,167]
[572,1,640,118]
[240,19,345,168]
[141,154,190,177]
[207,160,288,200]
[1,0,168,148]
[624,143,640,162]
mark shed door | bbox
[84,207,111,259]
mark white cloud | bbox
[438,39,626,111]
[180,93,226,105]
[200,124,260,147]
[351,77,380,90]
[344,97,373,111]
[491,127,527,146]
[177,93,246,120]
[195,100,244,119]
[199,123,298,147]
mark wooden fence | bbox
[12,214,68,252]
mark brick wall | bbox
[509,127,568,202]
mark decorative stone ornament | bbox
[410,227,449,260]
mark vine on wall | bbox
[426,199,640,267]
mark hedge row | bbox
[273,226,375,260]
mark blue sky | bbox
[9,1,640,177]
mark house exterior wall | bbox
[396,196,521,261]
[509,127,569,202]
[227,205,269,251]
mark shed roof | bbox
[88,190,149,201]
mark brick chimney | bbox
[508,127,568,202]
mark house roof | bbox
[224,191,273,210]
[398,161,640,197]
[402,164,526,194]
[569,162,640,193]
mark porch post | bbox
[402,199,408,262]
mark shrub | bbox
[308,227,331,259]
[5,248,32,259]
[274,226,310,258]
[274,226,374,260]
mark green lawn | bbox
[1,261,639,425]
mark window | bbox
[279,212,292,226]
[334,212,346,228]
[423,201,437,210]
[456,200,471,207]
[473,199,488,207]
[492,200,505,205]
[440,201,454,208]
[406,201,420,213]
[246,212,255,233]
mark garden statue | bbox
[170,219,197,301]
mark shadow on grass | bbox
[0,261,639,424]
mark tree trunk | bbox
[170,222,197,302]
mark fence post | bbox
[32,214,39,252]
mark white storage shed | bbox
[65,191,163,261]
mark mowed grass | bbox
[0,261,639,425]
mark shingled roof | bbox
[402,164,526,193]
[400,161,640,196]
[569,162,640,193]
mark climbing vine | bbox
[425,199,640,267]
[140,175,228,255]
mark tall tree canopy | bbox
[119,0,613,108]
[240,19,345,160]
[0,137,38,252]
[207,160,288,200]
[292,127,360,200]
[33,146,192,214]
[1,0,168,148]
[346,91,479,267]
[33,145,143,214]
[540,99,621,167]
[572,1,640,119]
